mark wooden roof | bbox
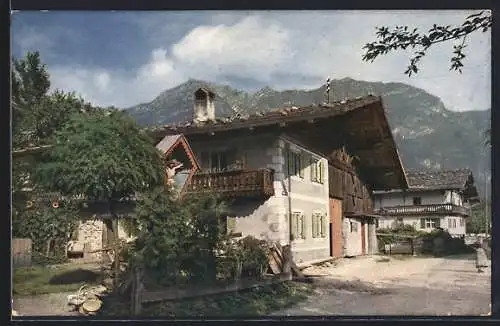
[147,95,408,190]
[373,168,479,201]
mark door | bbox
[329,198,344,257]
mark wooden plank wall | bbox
[328,160,374,215]
[12,238,32,267]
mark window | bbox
[420,218,440,229]
[200,150,230,172]
[291,212,305,240]
[350,221,358,233]
[227,216,236,234]
[460,218,465,227]
[312,212,327,238]
[413,197,422,205]
[452,219,457,228]
[310,158,324,184]
[288,150,304,178]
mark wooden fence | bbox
[376,233,425,256]
[12,238,32,267]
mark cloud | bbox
[43,11,490,111]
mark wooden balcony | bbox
[186,168,275,198]
[375,203,471,217]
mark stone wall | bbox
[76,220,131,260]
[77,220,104,260]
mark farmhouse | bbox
[373,169,479,237]
[148,88,409,264]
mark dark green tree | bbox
[362,11,491,77]
[32,109,165,283]
[361,10,492,144]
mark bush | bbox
[12,196,78,264]
[125,187,228,287]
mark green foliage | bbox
[362,11,492,76]
[221,236,271,278]
[11,51,97,149]
[32,109,164,201]
[466,202,491,234]
[12,196,79,263]
[126,187,228,287]
[100,281,313,317]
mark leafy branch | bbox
[362,11,491,76]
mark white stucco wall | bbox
[277,136,331,263]
[374,190,465,208]
[343,218,362,256]
[376,216,466,236]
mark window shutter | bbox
[298,153,304,178]
[310,158,316,181]
[287,148,292,176]
[319,161,324,184]
[290,213,297,239]
[420,218,425,229]
[300,214,306,239]
[312,214,317,238]
[321,214,326,237]
[435,218,441,228]
[227,217,236,234]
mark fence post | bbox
[410,237,415,256]
[282,245,292,279]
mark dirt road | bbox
[273,254,491,316]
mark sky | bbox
[11,10,491,111]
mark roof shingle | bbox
[405,168,473,190]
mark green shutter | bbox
[227,217,236,234]
[300,214,306,239]
[320,161,325,184]
[310,158,315,181]
[291,213,297,239]
[321,214,327,237]
[297,153,304,178]
[287,149,292,176]
[312,214,317,238]
[420,218,425,229]
[435,218,441,228]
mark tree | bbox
[362,11,491,77]
[33,109,165,284]
[11,51,98,199]
[361,11,492,144]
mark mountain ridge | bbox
[124,78,490,196]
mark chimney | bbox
[193,88,216,124]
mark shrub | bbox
[125,187,228,287]
[12,196,78,264]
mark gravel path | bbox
[13,291,80,317]
[272,254,490,316]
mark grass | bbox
[13,263,104,297]
[99,280,314,317]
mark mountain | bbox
[125,78,490,196]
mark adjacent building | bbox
[373,169,479,237]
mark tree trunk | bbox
[102,219,114,264]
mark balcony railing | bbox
[375,203,471,217]
[186,168,275,198]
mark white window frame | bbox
[310,158,324,184]
[422,217,439,229]
[291,211,306,240]
[312,211,327,238]
[288,150,304,178]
